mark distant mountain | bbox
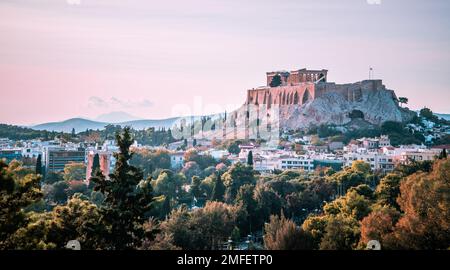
[31,117,181,133]
[32,118,109,133]
[119,118,180,130]
[435,113,450,121]
[95,111,142,123]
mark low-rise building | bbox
[278,156,314,171]
[344,151,395,173]
[400,149,441,164]
[43,147,85,173]
[0,148,22,162]
[170,152,185,169]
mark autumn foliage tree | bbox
[264,214,314,250]
[392,158,450,249]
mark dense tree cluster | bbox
[1,128,448,250]
[0,124,62,141]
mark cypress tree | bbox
[91,153,101,177]
[35,154,42,175]
[211,173,225,202]
[247,151,254,166]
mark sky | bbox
[0,0,449,125]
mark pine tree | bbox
[211,173,225,202]
[91,127,153,250]
[35,154,42,175]
[71,128,76,138]
[439,148,447,159]
[247,151,254,166]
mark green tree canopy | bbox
[91,127,154,250]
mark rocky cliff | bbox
[237,79,415,136]
[279,84,415,130]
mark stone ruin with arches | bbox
[246,68,389,107]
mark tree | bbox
[130,149,171,177]
[438,148,447,159]
[398,97,408,108]
[63,162,86,181]
[302,215,328,249]
[319,214,360,250]
[264,214,314,250]
[35,154,42,175]
[227,141,241,155]
[9,194,105,250]
[270,74,282,87]
[183,149,217,170]
[323,189,372,221]
[247,151,254,166]
[43,180,69,205]
[235,184,257,234]
[222,163,255,202]
[43,171,63,185]
[91,127,154,250]
[190,176,202,199]
[419,107,438,122]
[0,161,43,249]
[71,128,76,138]
[376,173,402,209]
[211,173,225,202]
[91,153,100,178]
[359,206,400,249]
[152,170,185,201]
[160,202,245,250]
[181,161,201,180]
[392,158,450,249]
[254,184,282,228]
[328,161,371,195]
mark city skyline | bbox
[1,0,449,125]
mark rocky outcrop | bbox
[208,78,416,140]
[279,85,415,130]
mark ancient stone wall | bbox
[247,80,388,107]
[247,83,316,106]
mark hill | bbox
[94,111,142,123]
[436,113,450,121]
[31,117,181,133]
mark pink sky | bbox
[1,0,449,125]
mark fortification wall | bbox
[247,80,387,106]
[246,83,316,106]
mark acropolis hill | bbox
[227,68,415,137]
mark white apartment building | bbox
[278,156,314,171]
[344,151,395,173]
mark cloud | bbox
[138,99,153,107]
[88,96,153,109]
[88,96,109,108]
